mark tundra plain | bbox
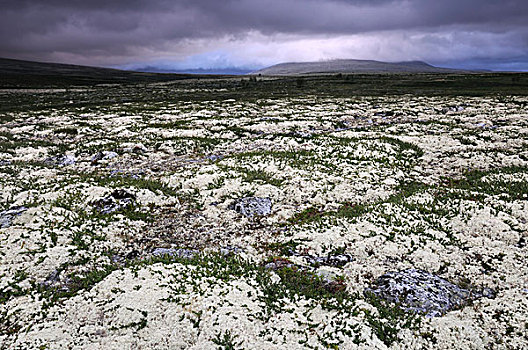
[1,74,527,349]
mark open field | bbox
[1,74,528,349]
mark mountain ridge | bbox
[251,59,468,75]
[0,57,229,87]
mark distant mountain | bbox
[0,57,230,87]
[134,66,253,75]
[251,59,466,75]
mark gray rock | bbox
[45,154,76,166]
[264,258,296,271]
[443,106,465,113]
[315,268,339,284]
[122,144,148,154]
[304,254,353,267]
[473,287,497,299]
[0,206,27,228]
[40,270,71,292]
[60,155,76,166]
[365,269,481,317]
[152,248,197,259]
[291,131,312,138]
[230,197,272,217]
[152,246,242,261]
[92,189,135,214]
[219,246,244,256]
[374,111,395,117]
[91,151,118,164]
[327,254,354,267]
[41,270,61,287]
[206,155,223,162]
[45,270,61,284]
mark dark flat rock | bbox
[230,197,272,217]
[365,269,494,317]
[92,189,135,214]
[0,206,27,228]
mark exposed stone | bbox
[374,111,395,117]
[230,197,272,217]
[315,267,347,293]
[290,131,312,138]
[304,254,353,267]
[92,189,135,214]
[206,155,223,162]
[259,117,280,122]
[314,267,339,283]
[122,143,148,154]
[151,248,197,259]
[39,269,72,292]
[0,206,27,228]
[264,257,296,271]
[219,246,244,256]
[45,154,76,166]
[473,287,497,300]
[517,236,526,248]
[365,269,493,317]
[443,105,465,113]
[91,151,118,164]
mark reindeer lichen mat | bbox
[1,76,527,349]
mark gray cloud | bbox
[1,0,527,70]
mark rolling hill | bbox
[0,57,226,87]
[251,59,466,75]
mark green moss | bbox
[363,292,421,347]
[212,330,242,350]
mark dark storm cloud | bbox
[1,0,527,69]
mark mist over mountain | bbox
[133,66,252,75]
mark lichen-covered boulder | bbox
[365,269,489,317]
[0,206,27,228]
[152,248,197,259]
[264,257,296,271]
[304,253,353,267]
[91,151,118,164]
[45,154,76,166]
[92,189,135,214]
[122,143,148,154]
[230,197,272,217]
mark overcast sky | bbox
[1,0,527,71]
